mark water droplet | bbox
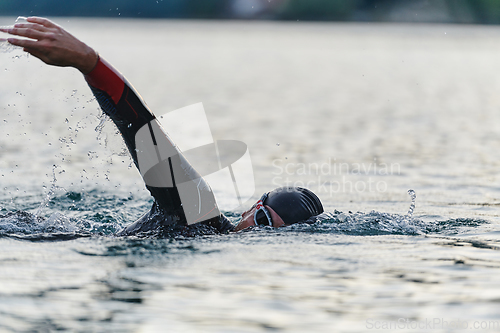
[276,143,280,146]
[404,189,416,224]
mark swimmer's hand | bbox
[0,17,98,74]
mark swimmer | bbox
[1,17,324,235]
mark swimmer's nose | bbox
[240,207,253,219]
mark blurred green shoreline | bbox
[2,0,500,24]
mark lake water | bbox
[1,17,500,332]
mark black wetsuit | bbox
[84,57,234,235]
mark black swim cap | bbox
[263,187,323,225]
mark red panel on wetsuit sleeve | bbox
[84,57,125,104]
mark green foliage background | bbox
[0,0,499,23]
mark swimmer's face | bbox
[233,203,285,232]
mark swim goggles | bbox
[253,192,273,226]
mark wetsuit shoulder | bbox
[204,214,235,233]
[218,215,235,233]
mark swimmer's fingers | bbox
[3,17,97,73]
[0,16,54,36]
[5,37,38,49]
[20,37,97,74]
[26,17,59,29]
[13,21,50,32]
[1,26,49,41]
[2,16,97,73]
[6,37,56,64]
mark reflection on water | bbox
[1,18,500,332]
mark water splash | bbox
[0,210,94,241]
[34,166,64,218]
[0,187,125,239]
[94,111,128,156]
[14,16,28,23]
[404,189,416,224]
[0,17,27,53]
[0,39,20,53]
[95,111,108,134]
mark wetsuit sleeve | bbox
[84,57,154,166]
[84,56,233,232]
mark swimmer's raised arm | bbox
[0,16,98,74]
[2,16,233,233]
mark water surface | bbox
[1,18,500,332]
